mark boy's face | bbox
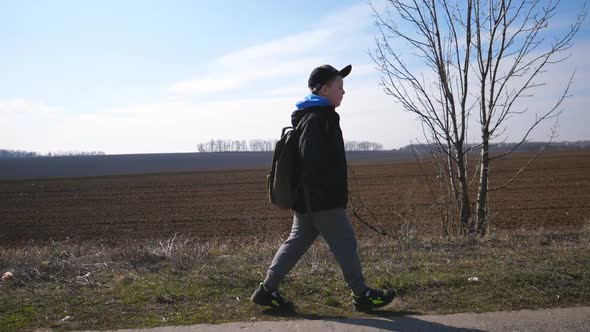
[320,76,345,107]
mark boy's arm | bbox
[299,116,325,212]
[299,116,324,185]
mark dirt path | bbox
[66,306,589,332]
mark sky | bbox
[1,0,588,155]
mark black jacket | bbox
[291,105,348,213]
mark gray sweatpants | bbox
[263,208,368,295]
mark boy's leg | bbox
[311,208,368,295]
[263,212,319,291]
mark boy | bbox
[250,64,396,312]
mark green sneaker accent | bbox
[352,288,396,311]
[271,299,279,307]
[372,298,384,305]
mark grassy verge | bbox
[1,229,589,331]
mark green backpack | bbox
[267,124,303,209]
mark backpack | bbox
[267,124,303,209]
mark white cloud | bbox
[169,57,325,95]
[1,96,298,154]
[269,85,303,97]
[351,63,379,76]
[218,29,334,65]
[169,77,246,95]
[0,99,61,117]
[323,1,380,33]
[168,2,381,97]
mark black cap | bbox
[308,64,352,92]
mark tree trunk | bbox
[446,142,459,235]
[476,131,490,236]
[455,145,472,235]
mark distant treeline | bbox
[197,139,274,152]
[196,139,383,152]
[0,149,106,159]
[399,141,590,154]
[345,141,383,151]
[2,141,587,159]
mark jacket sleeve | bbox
[299,115,324,185]
[298,115,327,212]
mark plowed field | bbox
[1,151,589,247]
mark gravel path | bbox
[67,306,590,332]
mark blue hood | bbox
[295,93,331,110]
[291,94,338,128]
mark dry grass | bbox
[1,229,589,331]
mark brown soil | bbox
[1,151,588,247]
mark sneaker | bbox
[352,287,396,312]
[250,283,294,311]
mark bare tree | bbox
[371,0,585,236]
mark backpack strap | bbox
[281,126,293,137]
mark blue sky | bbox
[1,0,588,154]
